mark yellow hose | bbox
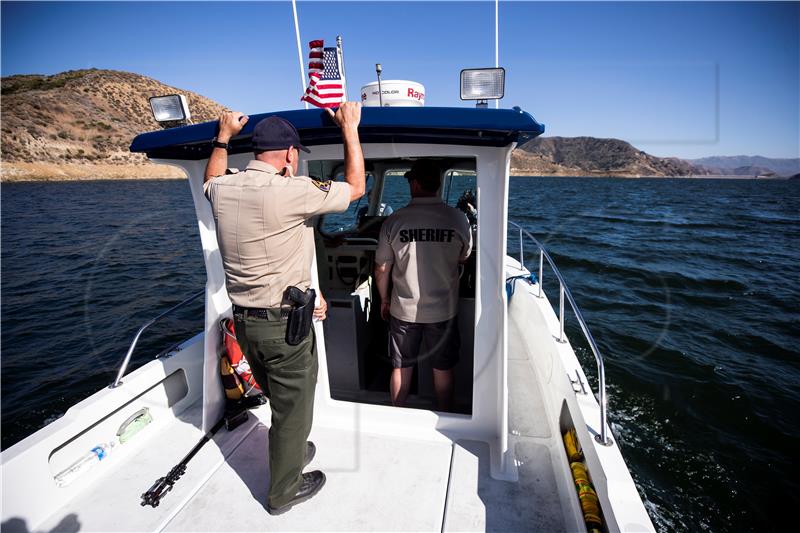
[570,461,590,486]
[563,429,583,462]
[565,431,603,529]
[577,483,603,528]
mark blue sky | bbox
[2,1,798,159]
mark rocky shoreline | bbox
[2,161,786,182]
[1,161,185,181]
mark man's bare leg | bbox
[433,368,454,412]
[391,367,414,407]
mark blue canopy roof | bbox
[129,107,545,160]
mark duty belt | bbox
[232,305,283,320]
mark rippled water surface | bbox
[2,177,798,531]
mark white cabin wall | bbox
[155,156,249,433]
[469,142,515,479]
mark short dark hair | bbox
[405,160,441,193]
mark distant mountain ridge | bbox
[512,137,798,178]
[686,156,800,177]
[511,136,703,177]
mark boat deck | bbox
[167,424,451,531]
[29,318,573,533]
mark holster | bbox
[281,286,316,346]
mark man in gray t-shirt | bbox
[374,160,473,411]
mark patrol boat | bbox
[1,99,655,531]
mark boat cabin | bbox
[130,106,545,478]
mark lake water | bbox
[2,177,798,531]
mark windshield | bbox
[312,157,476,235]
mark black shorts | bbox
[389,316,461,370]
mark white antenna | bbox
[495,0,499,109]
[376,63,383,107]
[292,0,309,109]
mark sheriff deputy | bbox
[203,104,365,514]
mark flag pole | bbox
[292,0,309,109]
[336,35,348,102]
[495,0,499,109]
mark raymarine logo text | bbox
[407,88,425,101]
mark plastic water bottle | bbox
[54,441,116,487]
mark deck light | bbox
[149,95,192,128]
[460,68,505,107]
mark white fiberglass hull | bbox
[1,258,653,532]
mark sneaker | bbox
[266,470,326,515]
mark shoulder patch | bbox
[225,167,240,175]
[311,179,332,192]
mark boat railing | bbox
[109,290,205,389]
[508,220,611,446]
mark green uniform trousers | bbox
[234,310,318,508]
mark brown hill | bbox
[511,136,706,177]
[1,69,228,180]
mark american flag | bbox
[301,40,345,109]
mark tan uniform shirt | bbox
[205,160,350,308]
[376,197,473,323]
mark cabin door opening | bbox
[310,157,477,415]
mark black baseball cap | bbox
[251,116,310,153]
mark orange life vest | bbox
[220,318,263,395]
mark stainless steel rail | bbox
[508,220,611,446]
[110,290,205,388]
